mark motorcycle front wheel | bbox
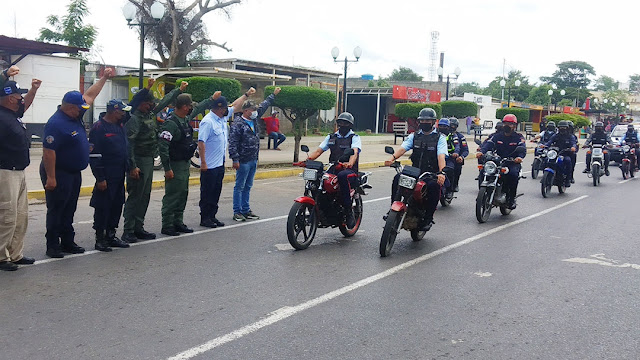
[531,159,540,179]
[380,210,402,257]
[339,196,363,237]
[622,162,629,180]
[286,202,318,250]
[541,172,553,198]
[475,187,493,223]
[592,164,600,186]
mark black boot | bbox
[107,229,130,248]
[95,230,112,252]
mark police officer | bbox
[448,118,469,192]
[385,108,447,231]
[88,100,132,251]
[121,80,187,243]
[40,69,113,258]
[306,112,362,228]
[476,114,526,209]
[568,122,579,183]
[437,118,457,197]
[582,121,611,176]
[543,120,576,188]
[159,90,217,236]
[535,121,556,143]
[620,123,640,173]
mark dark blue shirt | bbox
[544,133,577,151]
[43,108,89,173]
[481,132,526,159]
[89,113,128,181]
[0,105,30,170]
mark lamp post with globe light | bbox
[331,46,362,113]
[438,66,461,101]
[123,1,166,90]
[500,79,521,107]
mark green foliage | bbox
[441,101,478,118]
[388,67,423,81]
[558,99,573,107]
[595,89,630,113]
[175,77,241,102]
[395,103,442,119]
[629,74,640,92]
[526,84,553,105]
[495,108,530,123]
[454,82,481,96]
[37,0,97,60]
[481,70,532,102]
[540,60,595,89]
[545,114,590,128]
[265,86,335,111]
[593,75,619,91]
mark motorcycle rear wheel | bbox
[380,210,402,257]
[440,192,452,207]
[286,202,318,250]
[622,162,629,180]
[541,172,553,198]
[410,229,426,242]
[499,205,512,215]
[531,159,540,179]
[475,187,492,223]
[592,164,600,186]
[339,196,363,237]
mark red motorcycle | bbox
[286,145,371,250]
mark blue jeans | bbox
[269,132,286,149]
[233,160,257,214]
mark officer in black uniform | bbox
[582,121,611,176]
[385,108,447,231]
[88,99,132,251]
[306,112,361,228]
[543,120,576,187]
[448,118,469,192]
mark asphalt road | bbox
[2,156,640,359]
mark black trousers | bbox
[90,175,125,231]
[391,173,440,220]
[585,152,610,170]
[40,163,82,250]
[199,165,225,221]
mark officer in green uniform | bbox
[121,80,187,243]
[158,91,220,236]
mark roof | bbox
[131,67,292,82]
[189,58,341,78]
[0,35,88,56]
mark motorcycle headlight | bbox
[547,150,558,160]
[303,168,318,181]
[484,161,498,175]
[623,145,630,152]
[398,174,417,189]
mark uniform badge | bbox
[46,135,54,144]
[159,130,173,141]
[71,131,78,137]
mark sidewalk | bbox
[26,133,539,200]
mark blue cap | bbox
[438,118,450,127]
[62,90,90,109]
[211,96,228,109]
[1,81,28,97]
[107,99,132,111]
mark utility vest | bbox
[409,132,440,174]
[328,133,358,172]
[590,131,608,145]
[445,134,455,154]
[168,116,197,161]
[625,131,639,145]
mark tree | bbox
[540,60,595,89]
[126,0,240,68]
[265,86,336,162]
[525,84,553,106]
[593,75,619,91]
[454,82,481,96]
[388,67,423,81]
[482,70,533,102]
[37,0,97,61]
[629,74,640,92]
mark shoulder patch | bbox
[159,130,173,142]
[46,135,54,144]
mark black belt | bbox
[0,165,25,170]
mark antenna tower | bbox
[429,31,439,81]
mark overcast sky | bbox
[2,0,639,87]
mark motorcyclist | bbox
[448,117,469,192]
[437,118,458,197]
[306,112,361,228]
[535,121,556,144]
[475,114,526,209]
[568,122,579,183]
[385,108,447,231]
[582,121,611,176]
[543,120,576,187]
[620,123,640,172]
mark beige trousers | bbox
[0,169,28,262]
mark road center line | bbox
[167,195,589,360]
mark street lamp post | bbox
[123,1,165,90]
[331,46,362,113]
[437,67,461,101]
[547,89,553,116]
[500,79,521,107]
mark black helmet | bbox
[595,121,604,131]
[568,122,574,130]
[547,122,556,131]
[495,121,504,131]
[627,124,635,131]
[449,117,459,128]
[336,112,354,125]
[417,108,437,120]
[558,120,570,132]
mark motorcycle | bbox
[380,146,438,257]
[475,144,525,223]
[286,145,371,250]
[531,144,548,180]
[620,144,636,179]
[540,147,573,198]
[440,166,455,207]
[585,144,606,186]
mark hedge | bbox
[545,113,590,128]
[495,108,530,123]
[265,85,335,110]
[395,103,442,119]
[441,100,478,118]
[175,77,242,102]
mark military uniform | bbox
[122,88,181,238]
[451,131,469,191]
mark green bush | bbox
[545,113,590,128]
[175,77,242,102]
[441,100,478,118]
[495,108,530,123]
[265,85,335,110]
[395,103,442,119]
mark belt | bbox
[0,165,24,170]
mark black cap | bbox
[1,81,28,97]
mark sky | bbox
[2,0,639,88]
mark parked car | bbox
[609,123,640,163]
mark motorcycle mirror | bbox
[385,146,394,154]
[474,139,482,146]
[301,145,309,153]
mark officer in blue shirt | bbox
[385,108,447,231]
[448,118,469,192]
[88,100,132,252]
[437,118,458,197]
[40,69,113,258]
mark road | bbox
[2,156,640,359]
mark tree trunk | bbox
[292,120,304,163]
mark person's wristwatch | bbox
[244,92,250,97]
[2,68,8,78]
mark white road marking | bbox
[618,178,635,184]
[563,253,640,270]
[474,272,493,277]
[167,195,589,360]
